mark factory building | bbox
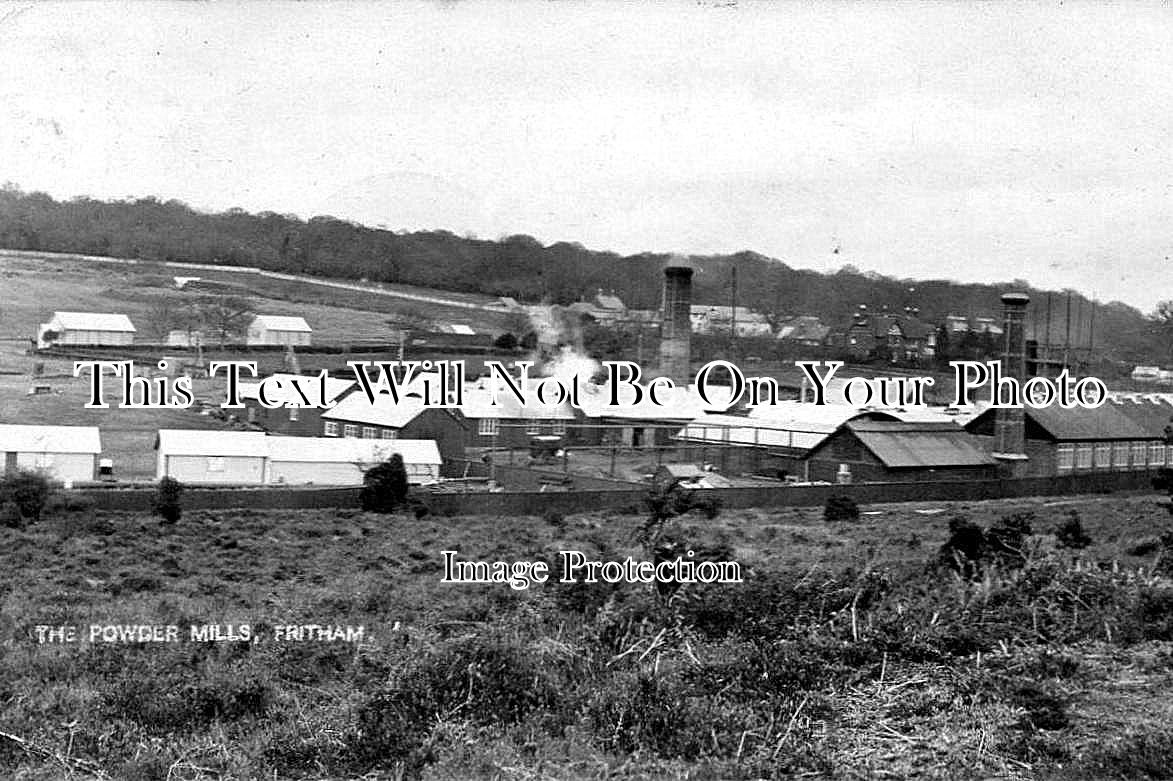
[0,424,102,484]
[37,311,136,348]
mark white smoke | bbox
[545,344,601,384]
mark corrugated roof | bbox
[252,315,312,332]
[0,424,101,454]
[238,373,355,404]
[155,429,270,457]
[679,403,899,452]
[1023,404,1152,441]
[51,312,136,332]
[267,437,441,465]
[846,421,996,468]
[1107,398,1173,437]
[579,383,735,421]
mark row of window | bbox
[1056,441,1172,472]
[477,418,566,436]
[323,421,398,440]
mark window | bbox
[1113,442,1130,470]
[1094,443,1111,469]
[207,456,224,472]
[363,427,378,439]
[478,418,499,436]
[1132,442,1148,470]
[1056,444,1074,472]
[323,421,339,437]
[343,424,359,439]
[1075,444,1093,469]
[288,407,300,422]
[381,429,398,440]
[1150,442,1167,468]
[551,420,566,436]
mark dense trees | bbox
[0,186,1161,362]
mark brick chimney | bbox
[992,292,1030,475]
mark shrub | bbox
[361,454,409,513]
[939,515,985,575]
[823,494,859,522]
[152,476,184,524]
[986,511,1034,561]
[0,469,53,527]
[1054,510,1092,549]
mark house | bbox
[843,306,936,363]
[689,305,772,337]
[265,437,442,486]
[320,390,470,465]
[806,420,997,483]
[38,312,136,348]
[246,315,312,347]
[963,399,1173,477]
[154,429,443,485]
[239,373,357,436]
[0,424,101,484]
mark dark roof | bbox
[845,420,996,468]
[851,313,934,340]
[966,403,1159,441]
[1108,399,1173,438]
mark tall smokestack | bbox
[660,256,694,385]
[992,291,1030,474]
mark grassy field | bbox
[2,491,1172,779]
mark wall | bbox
[13,452,96,484]
[160,454,266,484]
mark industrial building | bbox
[460,381,577,450]
[246,315,313,347]
[37,311,136,348]
[0,424,102,484]
[805,420,998,483]
[320,391,470,464]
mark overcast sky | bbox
[2,1,1170,311]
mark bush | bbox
[152,476,184,524]
[823,494,859,522]
[1054,510,1092,549]
[0,469,53,527]
[361,454,409,513]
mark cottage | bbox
[0,424,102,484]
[963,399,1173,477]
[240,373,357,436]
[806,420,997,483]
[246,315,312,347]
[843,306,936,363]
[38,311,136,348]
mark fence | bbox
[69,470,1161,516]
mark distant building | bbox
[155,430,269,484]
[690,305,772,337]
[321,390,470,464]
[1131,366,1173,384]
[38,311,136,348]
[0,424,102,484]
[246,315,312,347]
[776,316,830,347]
[843,306,936,363]
[460,380,577,450]
[167,329,205,348]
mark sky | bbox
[1,1,1170,312]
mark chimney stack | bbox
[992,292,1030,474]
[660,256,694,385]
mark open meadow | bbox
[2,491,1172,779]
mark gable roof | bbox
[50,312,136,332]
[321,390,432,428]
[678,403,899,452]
[155,429,270,457]
[966,403,1157,441]
[252,315,312,332]
[267,437,441,465]
[845,420,995,468]
[0,424,102,454]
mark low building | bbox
[0,424,102,484]
[38,311,136,348]
[246,315,312,347]
[963,399,1173,477]
[689,305,772,337]
[154,429,442,485]
[460,380,577,450]
[776,316,830,347]
[578,383,736,450]
[806,420,997,483]
[240,373,357,436]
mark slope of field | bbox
[1,494,1172,779]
